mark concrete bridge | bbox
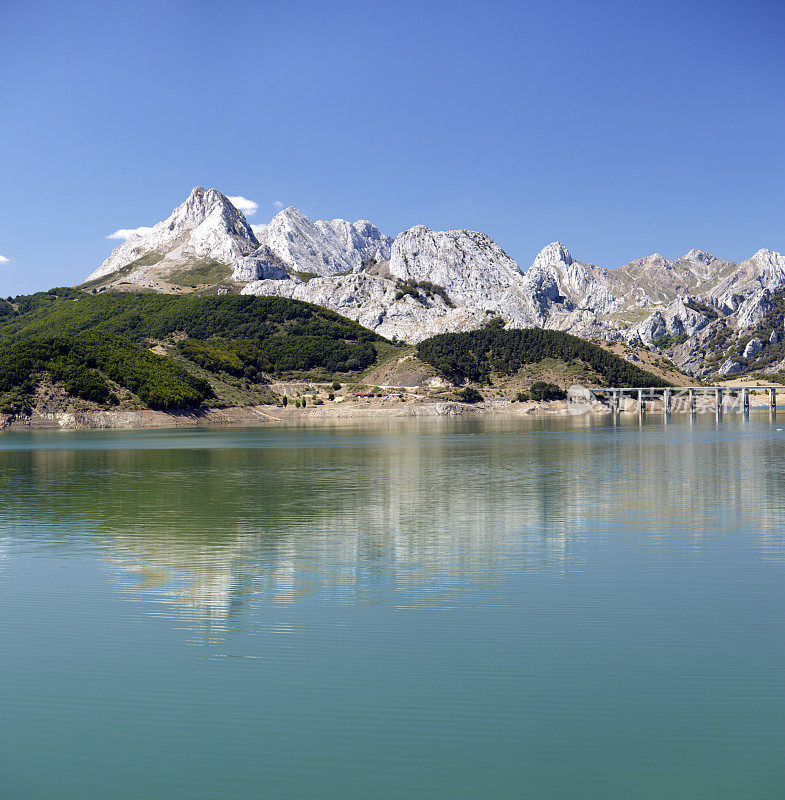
[580,386,784,415]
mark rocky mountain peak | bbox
[681,249,714,265]
[316,218,393,264]
[750,248,785,267]
[84,187,259,282]
[388,225,525,310]
[531,242,574,271]
[256,206,393,277]
[165,187,255,235]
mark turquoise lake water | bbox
[2,414,784,798]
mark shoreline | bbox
[1,396,779,431]
[0,398,575,431]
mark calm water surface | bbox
[2,414,785,798]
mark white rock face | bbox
[240,225,545,341]
[682,249,715,267]
[389,226,524,304]
[257,207,393,276]
[232,249,288,282]
[241,272,492,342]
[521,242,620,320]
[713,249,785,296]
[243,224,553,341]
[318,218,393,264]
[625,297,712,346]
[86,187,259,281]
[743,337,764,359]
[719,358,743,376]
[735,289,773,330]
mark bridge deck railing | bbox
[575,385,783,414]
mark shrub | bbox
[458,387,483,403]
[528,382,566,401]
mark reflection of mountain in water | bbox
[2,417,784,637]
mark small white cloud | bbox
[227,196,259,216]
[0,254,10,264]
[251,224,267,237]
[273,200,284,209]
[107,226,154,241]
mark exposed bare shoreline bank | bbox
[0,398,577,431]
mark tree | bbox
[458,387,483,403]
[528,382,566,401]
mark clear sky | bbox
[2,0,784,295]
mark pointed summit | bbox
[681,249,714,265]
[85,187,259,283]
[531,242,574,271]
[173,187,259,254]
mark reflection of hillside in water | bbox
[2,417,784,634]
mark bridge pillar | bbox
[638,388,645,416]
[664,389,672,415]
[716,388,723,414]
[742,388,749,415]
[770,388,777,412]
[690,388,696,413]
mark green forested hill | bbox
[0,332,211,412]
[417,327,668,387]
[0,289,399,413]
[1,290,378,345]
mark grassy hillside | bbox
[0,289,402,414]
[417,327,668,388]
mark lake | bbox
[2,414,784,799]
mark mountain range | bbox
[82,187,785,379]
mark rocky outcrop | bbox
[719,358,743,376]
[232,249,288,281]
[624,297,713,346]
[242,224,544,341]
[743,337,764,359]
[241,272,497,342]
[520,242,619,320]
[735,288,774,330]
[711,249,785,302]
[389,226,523,303]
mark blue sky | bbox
[1,0,784,295]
